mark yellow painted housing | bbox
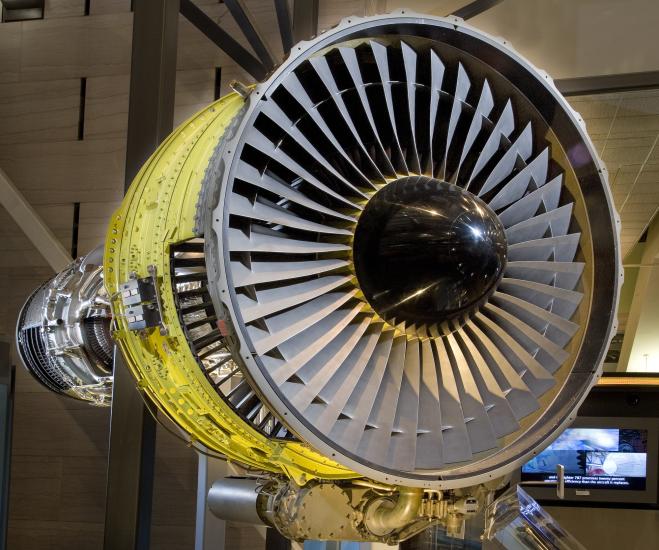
[104,93,356,483]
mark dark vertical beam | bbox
[105,354,159,550]
[194,452,228,550]
[274,0,293,55]
[214,67,222,100]
[292,0,318,43]
[451,0,503,20]
[77,77,87,141]
[123,0,179,187]
[265,528,291,550]
[104,2,179,550]
[70,202,80,258]
[0,344,13,550]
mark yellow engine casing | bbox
[104,93,356,483]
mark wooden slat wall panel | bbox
[85,74,129,140]
[7,366,110,550]
[174,69,215,127]
[319,0,367,29]
[11,374,111,454]
[85,69,217,141]
[177,1,285,72]
[1,9,128,549]
[0,139,126,205]
[45,0,85,19]
[8,454,64,522]
[385,0,464,13]
[7,520,104,550]
[151,426,198,549]
[0,22,21,83]
[77,200,122,255]
[89,0,130,16]
[0,79,80,144]
[177,9,248,71]
[0,204,72,267]
[0,267,54,348]
[226,523,267,550]
[18,13,133,81]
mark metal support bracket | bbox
[119,266,168,335]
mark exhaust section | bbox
[15,246,113,405]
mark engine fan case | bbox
[203,12,621,488]
[105,12,621,490]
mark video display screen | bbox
[521,428,648,490]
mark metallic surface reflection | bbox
[353,176,507,332]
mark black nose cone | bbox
[352,176,507,332]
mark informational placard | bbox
[522,428,648,491]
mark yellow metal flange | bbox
[104,93,357,482]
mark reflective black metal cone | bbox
[353,176,507,333]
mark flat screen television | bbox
[519,417,658,505]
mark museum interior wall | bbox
[0,1,658,549]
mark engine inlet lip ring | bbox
[206,12,621,488]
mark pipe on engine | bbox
[207,477,428,543]
[364,487,424,537]
[207,478,268,525]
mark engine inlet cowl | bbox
[201,12,621,487]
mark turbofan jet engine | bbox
[16,11,621,544]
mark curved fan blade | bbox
[202,16,618,485]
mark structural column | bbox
[0,343,12,550]
[195,453,228,550]
[104,2,179,549]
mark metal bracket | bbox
[556,464,565,500]
[120,266,168,335]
